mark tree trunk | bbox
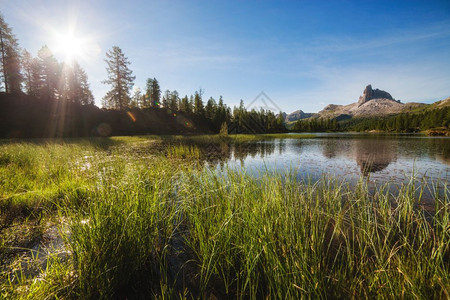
[0,30,9,93]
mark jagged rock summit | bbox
[357,84,394,107]
[289,84,438,121]
[318,84,411,117]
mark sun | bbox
[51,30,88,62]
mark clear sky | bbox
[2,0,450,113]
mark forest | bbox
[0,14,286,138]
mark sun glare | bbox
[51,31,88,62]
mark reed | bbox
[1,136,448,299]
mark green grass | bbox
[158,133,316,144]
[167,144,201,160]
[0,136,449,299]
[178,172,449,298]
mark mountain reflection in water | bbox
[188,135,449,185]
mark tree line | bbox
[1,13,286,135]
[339,107,450,132]
[99,46,286,133]
[292,118,339,132]
[292,107,449,133]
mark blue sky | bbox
[2,0,450,113]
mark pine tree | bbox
[150,78,161,107]
[275,112,285,132]
[37,45,60,99]
[168,90,179,111]
[130,87,142,108]
[194,91,204,117]
[22,49,37,95]
[102,46,135,110]
[179,95,190,113]
[143,78,153,108]
[78,66,94,105]
[0,14,23,93]
[213,96,228,130]
[64,61,94,105]
[205,97,217,120]
[144,78,161,108]
[162,90,170,108]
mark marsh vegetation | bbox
[0,135,449,299]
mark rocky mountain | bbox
[280,85,447,124]
[318,84,426,118]
[285,110,313,122]
[357,84,394,106]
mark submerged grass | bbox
[0,135,449,299]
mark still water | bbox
[200,134,449,187]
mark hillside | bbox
[284,110,314,122]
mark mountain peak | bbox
[357,84,394,107]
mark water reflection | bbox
[200,141,277,168]
[354,139,397,175]
[189,136,449,183]
[180,135,448,206]
[322,140,338,158]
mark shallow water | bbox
[195,134,449,200]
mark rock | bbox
[316,85,403,118]
[357,84,394,107]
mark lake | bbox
[196,133,449,200]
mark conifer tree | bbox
[64,61,94,105]
[144,77,161,107]
[162,90,170,108]
[205,97,217,120]
[0,14,22,93]
[168,90,179,111]
[194,91,204,117]
[102,46,135,110]
[131,87,142,108]
[21,49,38,95]
[150,78,161,107]
[179,95,190,113]
[37,45,60,99]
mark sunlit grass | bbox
[179,171,449,298]
[0,136,448,299]
[167,144,201,160]
[164,133,316,144]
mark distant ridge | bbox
[284,110,313,122]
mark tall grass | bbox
[1,137,448,299]
[167,144,201,160]
[179,170,450,298]
[69,160,178,299]
[160,133,316,145]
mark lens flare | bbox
[127,111,136,122]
